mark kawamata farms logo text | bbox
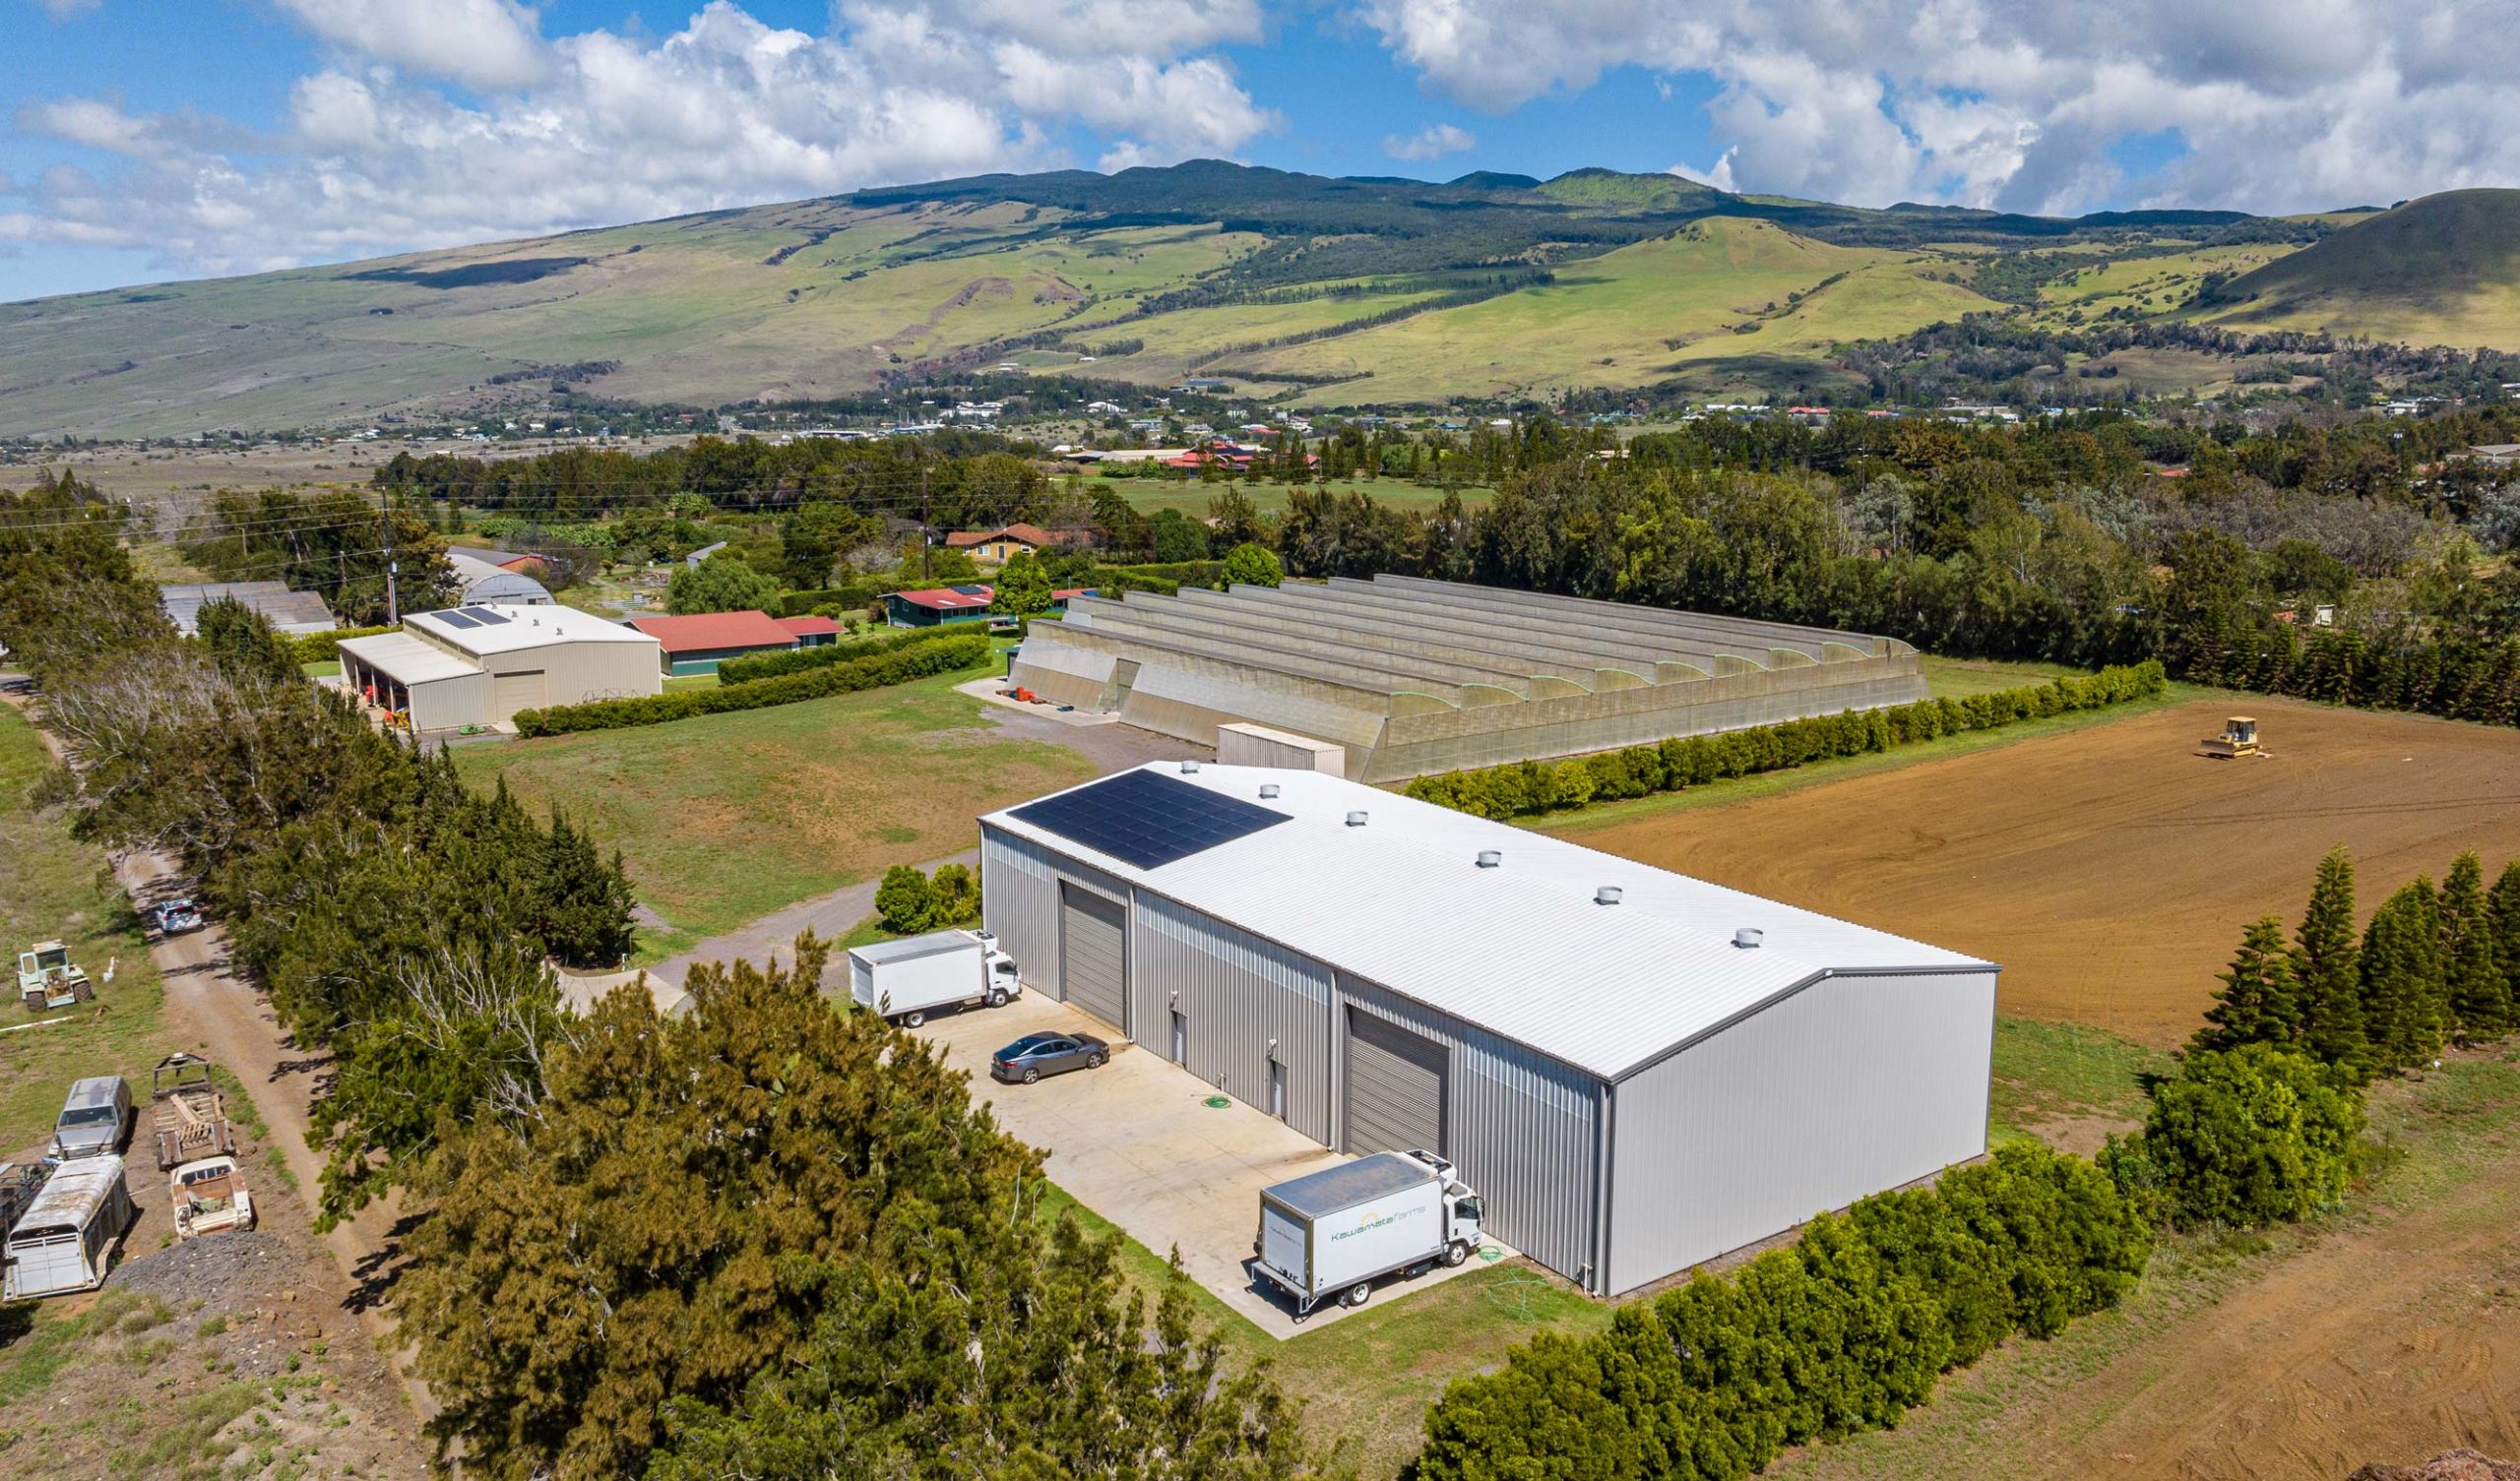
[1329,1204,1424,1242]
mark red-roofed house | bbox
[626,608,837,676]
[885,586,1098,628]
[941,524,1090,565]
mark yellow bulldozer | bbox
[2197,715,2269,760]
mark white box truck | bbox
[1252,1149,1485,1320]
[848,929,1020,1027]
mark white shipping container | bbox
[847,930,1020,1026]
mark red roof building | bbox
[626,609,816,675]
[942,524,1090,562]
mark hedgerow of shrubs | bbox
[289,623,397,662]
[514,633,989,736]
[2103,1044,2363,1230]
[1410,1142,2153,1481]
[873,862,981,934]
[1404,660,2167,821]
[715,624,975,684]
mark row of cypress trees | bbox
[2191,846,2520,1077]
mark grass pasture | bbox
[453,661,1092,958]
[0,703,167,1158]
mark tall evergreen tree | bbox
[2485,859,2520,1038]
[2441,852,2511,1042]
[2291,845,2369,1078]
[2189,916,2300,1056]
[2360,879,2445,1071]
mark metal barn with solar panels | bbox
[336,604,661,732]
[980,761,1997,1296]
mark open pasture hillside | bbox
[0,197,1257,438]
[2193,190,2520,348]
[1,160,2308,436]
[1559,696,2520,1047]
[1243,219,2005,404]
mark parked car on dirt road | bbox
[990,1031,1108,1084]
[152,897,204,935]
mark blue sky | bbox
[4,0,2511,301]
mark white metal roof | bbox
[983,763,1989,1081]
[404,603,658,656]
[335,631,480,685]
[8,1154,123,1236]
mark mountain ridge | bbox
[3,161,2515,437]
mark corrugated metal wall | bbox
[978,827,1129,1008]
[987,825,1608,1289]
[1130,893,1335,1143]
[1336,975,1603,1289]
[1606,968,1995,1295]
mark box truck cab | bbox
[1253,1149,1485,1320]
[847,929,1021,1027]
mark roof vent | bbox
[1259,783,1281,799]
[1596,886,1623,906]
[1476,849,1501,869]
[1733,927,1764,949]
[1180,759,1200,773]
[1345,810,1369,828]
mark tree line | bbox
[0,480,1333,1480]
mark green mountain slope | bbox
[0,158,2441,436]
[2192,189,2520,346]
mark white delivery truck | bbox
[847,929,1020,1027]
[1252,1149,1485,1320]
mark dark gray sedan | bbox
[991,1031,1108,1084]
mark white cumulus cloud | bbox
[273,0,551,91]
[5,0,1278,283]
[1384,122,1476,161]
[1353,0,2520,216]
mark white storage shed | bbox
[979,763,1996,1296]
[337,604,661,732]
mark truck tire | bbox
[904,1010,926,1028]
[1445,1241,1471,1267]
[1343,1280,1371,1309]
[986,988,1007,1008]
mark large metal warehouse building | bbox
[1007,575,1929,783]
[980,762,1995,1296]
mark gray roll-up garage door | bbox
[1059,885,1127,1033]
[1345,1010,1446,1156]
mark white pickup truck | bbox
[847,929,1020,1027]
[1253,1149,1486,1320]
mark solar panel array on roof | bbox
[1009,767,1288,869]
[950,584,990,596]
[456,605,511,625]
[433,608,480,629]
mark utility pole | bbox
[918,461,931,582]
[382,481,401,625]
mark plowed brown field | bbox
[1561,697,2520,1047]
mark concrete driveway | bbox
[914,993,1509,1339]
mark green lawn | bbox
[0,703,167,1157]
[662,673,720,693]
[454,658,1091,959]
[1104,475,1492,520]
[1985,1017,2167,1147]
[1919,653,2088,699]
[1034,1182,1610,1480]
